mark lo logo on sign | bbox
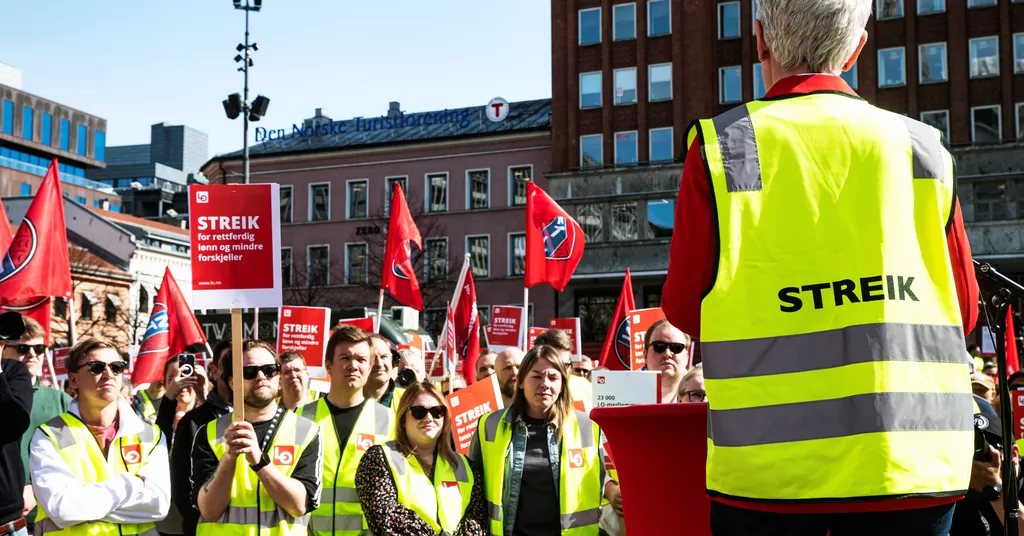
[122,443,142,465]
[597,376,606,385]
[273,445,295,466]
[1018,395,1024,406]
[356,433,375,451]
[568,448,584,469]
[450,396,460,407]
[283,309,292,318]
[195,191,209,203]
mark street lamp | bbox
[223,0,270,184]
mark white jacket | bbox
[29,397,170,529]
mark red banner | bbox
[338,317,375,333]
[484,305,524,350]
[446,374,504,455]
[628,308,666,370]
[277,306,330,378]
[548,318,582,356]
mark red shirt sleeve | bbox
[661,138,715,340]
[946,198,979,335]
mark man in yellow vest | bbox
[661,0,980,532]
[301,325,395,536]
[363,333,403,411]
[29,338,170,536]
[533,329,593,412]
[192,340,322,536]
[133,376,164,425]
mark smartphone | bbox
[177,354,196,378]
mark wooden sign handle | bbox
[231,308,245,422]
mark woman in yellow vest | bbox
[468,345,619,536]
[355,381,487,535]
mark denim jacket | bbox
[468,406,608,535]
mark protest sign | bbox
[446,374,503,454]
[628,308,666,370]
[277,306,330,379]
[338,317,375,333]
[549,317,582,359]
[48,347,70,381]
[525,327,545,351]
[484,305,524,351]
[592,370,661,408]
[426,351,463,378]
[1013,387,1024,442]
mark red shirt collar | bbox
[763,73,859,99]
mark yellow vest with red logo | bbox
[381,441,473,535]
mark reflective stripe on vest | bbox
[197,410,319,536]
[302,398,396,536]
[695,96,972,502]
[139,391,157,420]
[479,408,601,536]
[35,414,161,536]
[383,441,472,534]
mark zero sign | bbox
[486,97,510,123]
[568,448,584,469]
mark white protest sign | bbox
[591,370,661,408]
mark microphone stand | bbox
[974,259,1021,536]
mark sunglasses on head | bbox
[242,363,281,380]
[80,361,128,376]
[14,344,46,355]
[649,341,687,354]
[409,405,445,420]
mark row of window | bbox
[50,293,122,323]
[579,127,675,168]
[282,166,535,223]
[579,64,673,108]
[876,0,1019,20]
[876,36,1020,89]
[0,101,104,161]
[578,1,672,46]
[96,177,187,192]
[0,146,87,177]
[924,102,1024,145]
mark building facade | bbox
[202,99,554,337]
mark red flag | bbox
[525,182,585,292]
[454,269,481,383]
[599,269,636,371]
[1007,305,1019,376]
[0,297,51,344]
[381,183,424,311]
[0,202,13,253]
[444,303,457,376]
[133,268,207,385]
[0,159,71,300]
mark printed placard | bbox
[447,374,504,455]
[525,327,545,351]
[277,306,330,379]
[426,351,464,378]
[592,370,661,408]
[1013,387,1024,441]
[484,305,524,351]
[50,347,70,381]
[548,317,583,360]
[628,308,666,370]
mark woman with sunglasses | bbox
[643,319,692,404]
[355,381,487,536]
[469,345,619,536]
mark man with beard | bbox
[301,326,395,536]
[363,334,401,410]
[642,320,691,403]
[476,350,497,381]
[494,347,523,407]
[278,352,311,411]
[192,341,322,536]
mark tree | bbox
[50,245,133,347]
[284,247,350,308]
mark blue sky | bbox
[0,0,552,158]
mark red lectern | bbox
[591,403,712,536]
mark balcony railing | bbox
[0,156,115,194]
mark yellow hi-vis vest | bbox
[693,95,973,502]
[196,410,319,536]
[479,408,601,536]
[381,441,473,535]
[567,375,593,412]
[301,398,395,536]
[138,391,157,423]
[390,386,407,412]
[35,414,161,536]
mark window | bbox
[615,131,638,165]
[345,243,368,284]
[347,179,368,219]
[424,238,448,282]
[1,101,11,134]
[309,183,330,221]
[919,42,948,83]
[95,131,105,162]
[1017,103,1024,139]
[138,287,149,313]
[22,107,32,141]
[105,296,118,323]
[921,110,950,146]
[578,204,604,242]
[467,169,490,209]
[423,309,446,339]
[77,124,87,156]
[972,105,1002,144]
[281,247,292,287]
[648,0,670,36]
[718,2,740,40]
[308,245,330,287]
[878,47,906,87]
[580,72,602,109]
[280,185,293,223]
[426,173,448,212]
[969,0,996,7]
[509,166,532,207]
[613,3,636,40]
[970,37,999,78]
[719,66,742,104]
[19,183,30,196]
[1014,33,1024,74]
[752,0,758,34]
[59,119,69,151]
[509,232,526,276]
[841,62,859,90]
[612,202,639,241]
[649,64,672,101]
[579,8,601,45]
[384,176,408,215]
[80,293,93,321]
[974,182,1008,221]
[41,113,52,146]
[466,235,490,278]
[753,64,766,99]
[54,298,67,319]
[918,0,945,14]
[650,128,673,162]
[648,199,675,238]
[614,68,637,105]
[76,196,86,205]
[578,292,619,342]
[877,0,903,19]
[581,135,603,168]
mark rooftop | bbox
[95,208,189,237]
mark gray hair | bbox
[681,362,704,385]
[758,0,872,74]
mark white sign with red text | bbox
[592,370,661,408]
[446,374,503,455]
[276,306,330,379]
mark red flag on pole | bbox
[444,303,457,376]
[0,159,72,301]
[0,202,13,252]
[454,269,480,383]
[0,203,51,342]
[1007,305,1019,376]
[381,183,424,311]
[134,268,207,385]
[599,269,636,371]
[525,182,585,292]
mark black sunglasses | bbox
[649,341,687,354]
[14,344,46,355]
[80,361,128,376]
[409,405,445,420]
[573,368,592,378]
[242,363,281,380]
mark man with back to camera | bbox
[661,0,980,532]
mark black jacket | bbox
[169,390,231,536]
[0,359,33,525]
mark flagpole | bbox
[375,289,385,334]
[46,348,57,386]
[521,287,529,350]
[429,254,470,380]
[253,308,259,338]
[68,296,78,346]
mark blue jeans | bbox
[710,501,956,536]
